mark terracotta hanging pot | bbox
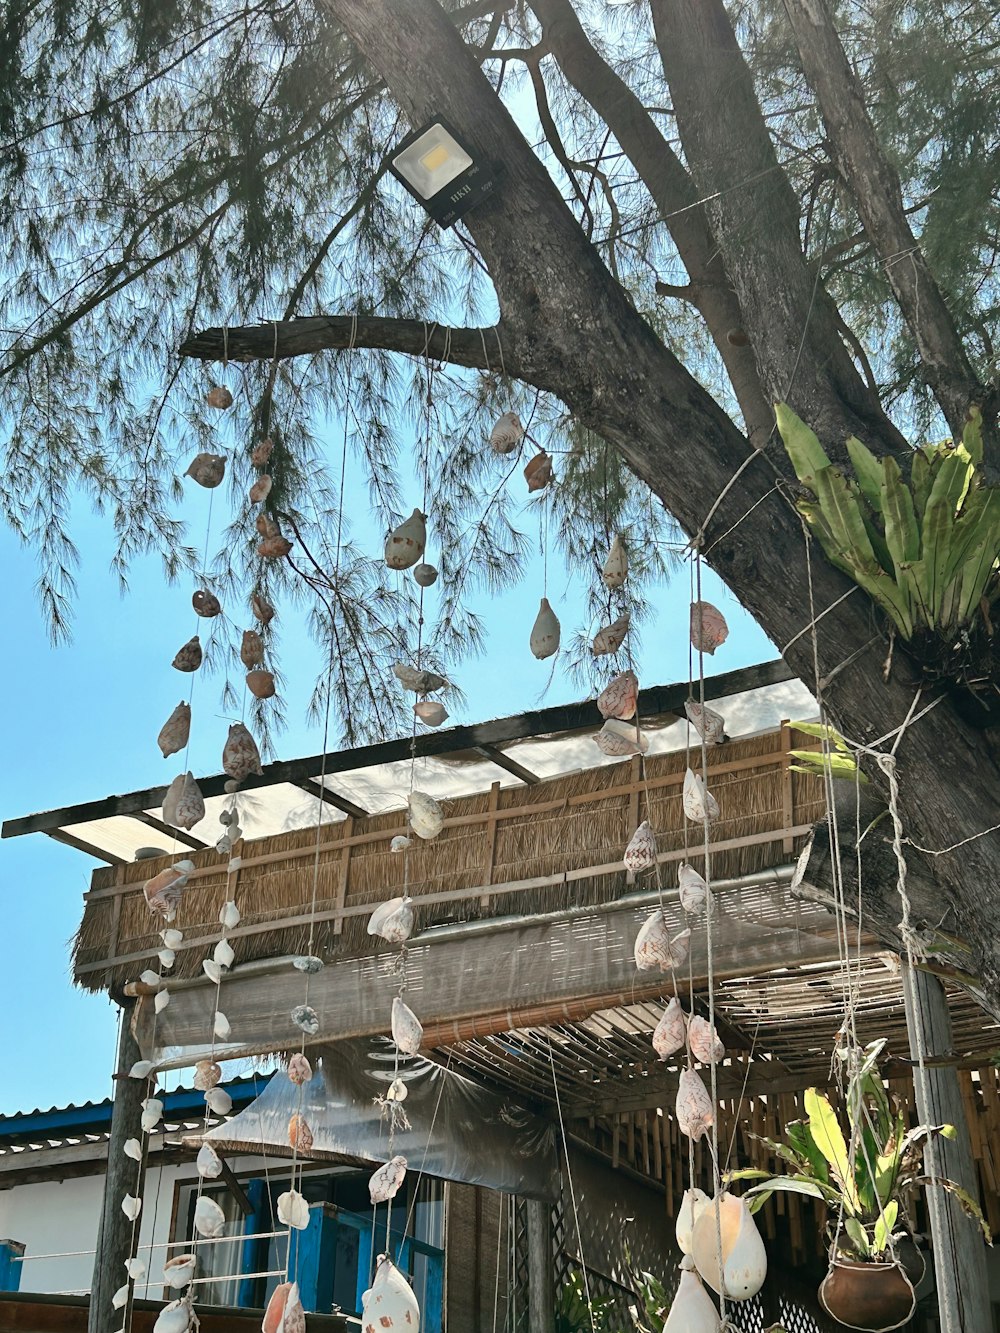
[818,1259,916,1331]
[524,450,553,492]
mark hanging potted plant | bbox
[728,1039,989,1331]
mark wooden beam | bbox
[3,659,793,839]
[0,1293,350,1333]
[475,744,540,784]
[44,829,126,865]
[297,779,368,820]
[129,812,207,851]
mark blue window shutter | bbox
[0,1241,24,1293]
[237,1180,267,1308]
[294,1204,338,1313]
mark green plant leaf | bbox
[963,405,984,466]
[805,1088,860,1212]
[919,1177,994,1245]
[846,436,885,513]
[881,456,921,573]
[873,1200,899,1256]
[745,1175,838,1203]
[776,403,831,486]
[786,1119,830,1185]
[922,452,974,620]
[789,753,868,784]
[911,449,931,523]
[844,1217,871,1258]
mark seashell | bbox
[409,790,443,841]
[193,1060,222,1091]
[690,601,729,656]
[157,702,191,759]
[185,453,225,489]
[219,900,240,930]
[685,700,727,746]
[121,1195,142,1221]
[223,722,263,782]
[597,670,639,721]
[390,835,411,853]
[287,1053,313,1085]
[251,437,274,467]
[676,1068,715,1142]
[592,611,630,656]
[624,821,658,874]
[140,969,160,987]
[124,1138,142,1161]
[683,769,720,823]
[691,1192,766,1300]
[634,910,672,971]
[668,927,692,969]
[251,591,275,625]
[141,1098,163,1131]
[154,1298,195,1333]
[602,534,628,589]
[524,450,553,492]
[392,662,445,694]
[276,1190,310,1231]
[652,997,687,1059]
[369,1154,408,1204]
[161,774,185,828]
[595,718,648,758]
[162,928,183,949]
[216,835,233,856]
[112,1283,130,1310]
[292,955,323,974]
[214,1011,231,1040]
[391,996,423,1055]
[529,597,560,660]
[368,895,415,944]
[256,509,280,538]
[172,773,204,832]
[129,1060,155,1080]
[224,780,239,794]
[241,630,265,668]
[192,589,222,618]
[171,636,202,673]
[249,475,272,504]
[414,700,448,727]
[203,958,223,984]
[291,1004,320,1036]
[194,1195,226,1239]
[126,1257,146,1281]
[257,535,292,560]
[205,1086,232,1116]
[387,1078,407,1102]
[205,385,233,410]
[246,668,276,703]
[262,1281,306,1333]
[154,988,170,1013]
[413,562,438,587]
[489,411,523,454]
[676,1188,711,1256]
[688,1015,725,1065]
[361,1255,421,1332]
[143,861,193,917]
[385,508,427,570]
[163,1254,196,1289]
[214,935,234,971]
[678,863,709,914]
[288,1113,313,1153]
[197,1143,223,1179]
[662,1268,720,1333]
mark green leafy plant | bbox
[787,720,868,785]
[554,1271,616,1333]
[777,402,1000,642]
[624,1266,670,1332]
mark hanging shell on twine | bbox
[277,1190,310,1230]
[291,1004,320,1036]
[203,958,223,984]
[652,997,687,1059]
[676,1188,711,1256]
[246,669,276,700]
[223,723,263,782]
[257,534,293,560]
[409,790,443,841]
[157,702,191,758]
[387,1078,407,1102]
[194,1195,226,1239]
[143,861,193,917]
[489,411,523,455]
[220,900,240,930]
[214,1011,231,1040]
[213,937,235,970]
[197,1143,223,1179]
[662,1268,721,1333]
[391,996,423,1055]
[192,589,222,618]
[251,591,275,625]
[287,1053,313,1086]
[529,597,560,660]
[193,1060,222,1091]
[241,630,265,668]
[524,451,553,493]
[251,437,274,467]
[683,769,720,823]
[368,896,415,944]
[206,385,233,410]
[685,700,727,746]
[140,969,160,986]
[623,821,658,874]
[263,1282,306,1333]
[678,863,708,915]
[249,475,273,504]
[392,663,445,694]
[154,1299,196,1333]
[414,700,448,727]
[162,774,185,828]
[690,601,729,656]
[390,834,411,854]
[385,509,427,570]
[126,1257,147,1281]
[669,928,692,969]
[361,1255,421,1333]
[129,1060,155,1080]
[185,453,226,489]
[205,1086,232,1116]
[122,1195,142,1221]
[634,913,691,972]
[112,1283,130,1310]
[288,1113,313,1154]
[292,955,323,974]
[172,635,203,673]
[369,1155,408,1205]
[595,718,648,758]
[124,1138,142,1161]
[597,670,638,721]
[162,928,183,949]
[592,611,630,656]
[140,1099,163,1131]
[154,988,170,1014]
[688,1015,725,1065]
[413,562,438,587]
[163,1254,196,1289]
[691,1192,767,1300]
[602,534,628,589]
[676,1068,715,1142]
[256,514,279,542]
[174,774,205,832]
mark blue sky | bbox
[0,453,777,1117]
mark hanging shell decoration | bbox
[597,670,638,721]
[390,834,411,854]
[601,534,628,589]
[662,1267,721,1333]
[193,1060,222,1091]
[256,512,280,540]
[196,1143,223,1179]
[369,1155,408,1205]
[122,1194,142,1221]
[623,821,657,874]
[678,863,708,915]
[155,988,170,1014]
[288,1113,313,1154]
[205,1086,232,1116]
[257,533,292,560]
[162,774,185,827]
[220,900,240,929]
[251,591,275,625]
[633,909,671,971]
[685,700,727,746]
[652,997,687,1059]
[690,601,729,656]
[592,611,630,656]
[241,630,265,667]
[192,589,222,618]
[153,1298,196,1333]
[529,597,560,660]
[112,1283,130,1311]
[368,896,415,944]
[251,437,274,468]
[124,1138,142,1161]
[524,451,553,493]
[489,411,523,455]
[172,635,203,673]
[174,774,205,832]
[668,927,692,968]
[683,768,720,823]
[249,475,273,504]
[205,385,233,410]
[676,1188,711,1256]
[194,1195,226,1238]
[385,508,427,570]
[162,927,183,949]
[129,1060,155,1080]
[414,700,448,727]
[361,1255,421,1333]
[595,718,648,757]
[126,1257,146,1281]
[676,1068,715,1142]
[287,1053,313,1085]
[185,453,226,489]
[691,1192,767,1300]
[292,954,323,974]
[141,1097,163,1131]
[214,1011,232,1040]
[392,663,445,694]
[143,861,193,917]
[276,1189,310,1231]
[163,1255,197,1290]
[246,669,276,700]
[203,958,223,984]
[408,790,443,841]
[223,722,263,782]
[157,702,191,758]
[291,1004,320,1036]
[263,1282,306,1333]
[391,996,423,1055]
[413,562,438,588]
[688,1015,725,1065]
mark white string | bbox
[548,1036,596,1333]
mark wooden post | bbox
[901,964,991,1333]
[525,1198,554,1332]
[88,1000,148,1333]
